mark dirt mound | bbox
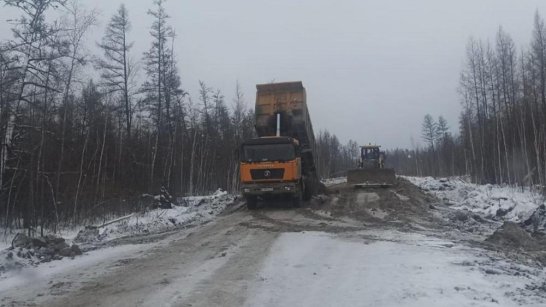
[485,222,540,250]
[316,178,439,230]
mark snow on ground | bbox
[0,234,14,250]
[245,231,546,307]
[321,177,347,187]
[405,176,545,226]
[0,189,237,279]
[83,189,236,243]
[0,243,152,297]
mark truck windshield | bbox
[242,144,296,162]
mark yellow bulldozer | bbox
[347,145,396,187]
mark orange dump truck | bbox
[240,81,319,209]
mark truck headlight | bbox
[284,186,292,191]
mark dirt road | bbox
[2,179,546,306]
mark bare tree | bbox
[142,0,174,192]
[421,114,437,151]
[96,4,135,139]
[56,1,97,222]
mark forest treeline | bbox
[0,0,357,232]
[12,0,544,234]
[390,12,546,190]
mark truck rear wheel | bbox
[246,196,258,210]
[303,179,313,201]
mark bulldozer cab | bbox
[362,146,380,160]
[359,145,385,169]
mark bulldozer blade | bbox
[347,168,396,187]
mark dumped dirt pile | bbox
[317,178,439,230]
[486,222,539,250]
[485,221,546,265]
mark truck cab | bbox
[240,136,303,208]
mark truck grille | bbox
[250,168,285,180]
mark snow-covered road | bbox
[246,231,544,307]
[2,178,545,306]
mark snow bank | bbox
[77,189,236,244]
[0,243,150,295]
[405,176,545,226]
[1,189,237,278]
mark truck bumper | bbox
[241,182,299,197]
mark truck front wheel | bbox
[246,196,258,210]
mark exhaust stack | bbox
[276,113,281,137]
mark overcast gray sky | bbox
[2,0,546,149]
